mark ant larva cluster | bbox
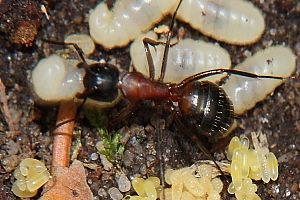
[227,135,278,200]
[89,0,265,49]
[11,158,50,198]
[131,33,296,116]
[29,0,297,198]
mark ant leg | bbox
[143,38,166,80]
[153,114,166,199]
[171,108,228,181]
[109,101,140,126]
[143,38,179,80]
[158,0,183,83]
[178,68,285,89]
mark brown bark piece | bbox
[41,160,93,200]
[51,100,77,170]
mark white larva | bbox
[32,53,122,107]
[222,46,296,115]
[177,0,265,44]
[64,34,95,55]
[130,31,231,83]
[32,54,85,101]
[89,0,264,49]
[89,0,178,49]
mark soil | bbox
[0,0,299,199]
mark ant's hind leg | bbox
[172,111,228,181]
[109,101,140,127]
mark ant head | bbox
[80,62,120,102]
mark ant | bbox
[41,0,287,185]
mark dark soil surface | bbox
[0,0,299,199]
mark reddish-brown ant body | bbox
[42,0,285,178]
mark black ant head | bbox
[80,62,120,102]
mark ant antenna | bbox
[41,38,93,74]
[41,38,95,131]
[158,0,183,82]
[177,68,285,89]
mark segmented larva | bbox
[89,0,264,49]
[177,0,265,44]
[89,0,178,49]
[222,46,296,115]
[64,34,95,55]
[32,37,122,107]
[130,31,231,83]
[32,54,86,101]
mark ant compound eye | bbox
[32,54,85,101]
[82,63,120,102]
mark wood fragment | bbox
[51,100,78,170]
[0,78,17,132]
[41,160,93,200]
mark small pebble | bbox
[108,187,123,200]
[269,28,277,36]
[294,41,300,56]
[118,174,131,192]
[98,188,108,199]
[90,152,98,161]
[1,155,20,172]
[123,150,135,167]
[5,139,19,155]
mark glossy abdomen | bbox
[179,81,234,140]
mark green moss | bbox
[84,107,124,164]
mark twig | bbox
[51,100,78,171]
[0,78,17,132]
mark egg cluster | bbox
[11,158,50,198]
[128,164,223,200]
[164,165,223,200]
[227,136,278,199]
[128,176,163,199]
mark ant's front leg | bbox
[142,37,179,81]
[142,37,166,80]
